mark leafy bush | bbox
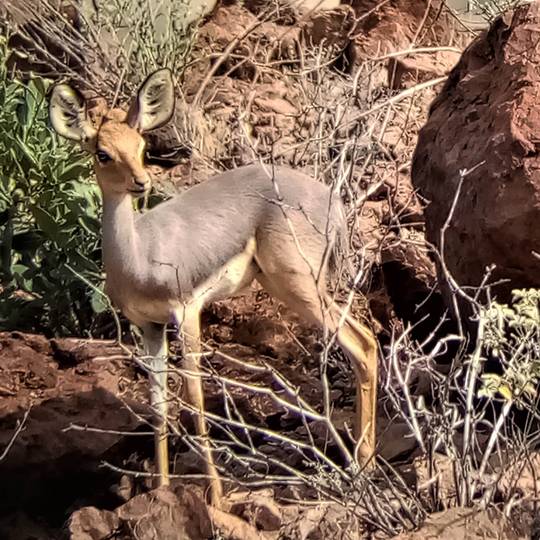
[383,286,540,516]
[0,34,103,336]
[479,288,540,406]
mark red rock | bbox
[300,6,355,50]
[348,0,454,60]
[411,3,540,309]
[69,487,213,540]
[67,507,119,540]
[0,333,143,468]
[388,51,461,90]
[393,507,522,540]
[230,489,283,531]
[117,487,211,539]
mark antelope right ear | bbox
[49,84,97,147]
[127,68,175,133]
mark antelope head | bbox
[49,69,175,197]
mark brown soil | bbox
[3,288,529,538]
[0,291,358,538]
[0,332,143,537]
[1,0,457,537]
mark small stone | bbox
[387,51,460,90]
[68,507,119,540]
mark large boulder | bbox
[348,0,455,59]
[411,3,540,310]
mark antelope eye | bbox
[96,150,112,164]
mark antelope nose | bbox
[133,177,150,189]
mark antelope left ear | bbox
[127,68,175,133]
[49,83,97,147]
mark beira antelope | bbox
[48,68,378,507]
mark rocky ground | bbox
[0,295,396,539]
[1,300,533,538]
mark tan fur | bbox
[94,122,148,196]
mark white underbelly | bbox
[122,297,181,327]
[107,237,258,327]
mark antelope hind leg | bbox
[330,301,378,467]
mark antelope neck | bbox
[101,192,141,277]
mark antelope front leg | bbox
[141,322,170,487]
[176,307,224,508]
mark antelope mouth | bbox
[128,187,149,195]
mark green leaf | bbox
[11,263,33,291]
[524,383,537,398]
[31,206,58,240]
[11,231,44,252]
[13,136,39,167]
[58,162,92,183]
[0,209,10,226]
[477,387,493,399]
[90,288,109,314]
[30,76,49,97]
[16,100,28,130]
[78,215,101,234]
[70,250,101,274]
[498,384,513,402]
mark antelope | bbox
[48,69,378,507]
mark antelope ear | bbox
[49,84,97,146]
[127,68,175,133]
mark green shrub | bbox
[479,288,540,405]
[0,34,103,336]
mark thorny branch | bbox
[0,407,31,462]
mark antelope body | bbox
[103,163,346,327]
[49,69,378,507]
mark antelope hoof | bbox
[207,477,224,508]
[355,444,376,472]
